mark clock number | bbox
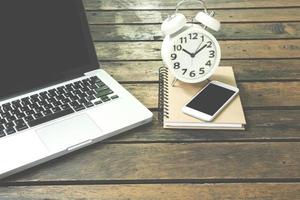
[209,50,215,58]
[205,60,212,67]
[174,62,180,69]
[171,53,177,60]
[201,35,204,42]
[182,68,187,75]
[173,44,182,51]
[188,33,198,40]
[199,67,205,74]
[180,37,187,44]
[207,41,212,48]
[190,70,196,77]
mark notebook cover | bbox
[162,66,246,129]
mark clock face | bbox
[167,26,221,83]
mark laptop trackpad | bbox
[36,114,102,153]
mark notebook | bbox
[158,66,246,130]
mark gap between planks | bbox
[0,183,300,200]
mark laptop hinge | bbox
[84,69,101,76]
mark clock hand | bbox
[194,44,208,57]
[194,40,204,54]
[182,48,195,58]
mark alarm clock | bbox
[161,0,221,84]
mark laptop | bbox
[0,0,152,179]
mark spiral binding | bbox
[158,67,170,123]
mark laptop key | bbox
[52,107,62,113]
[61,104,71,110]
[15,120,28,131]
[96,85,109,91]
[7,115,17,122]
[28,107,74,127]
[1,112,10,118]
[43,110,52,116]
[5,127,16,135]
[15,119,25,125]
[0,131,5,138]
[34,107,44,113]
[52,101,62,107]
[20,106,30,112]
[111,95,119,99]
[24,115,34,122]
[16,113,25,119]
[87,90,96,95]
[22,98,32,105]
[86,95,96,101]
[94,100,102,105]
[66,84,75,91]
[3,106,13,112]
[16,124,28,132]
[102,97,111,102]
[30,95,40,102]
[49,89,58,97]
[44,104,53,110]
[95,89,113,98]
[73,104,85,111]
[25,110,35,116]
[47,98,56,103]
[34,113,43,119]
[4,122,14,128]
[0,117,6,124]
[84,102,94,108]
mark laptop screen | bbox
[0,0,98,100]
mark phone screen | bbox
[186,83,236,116]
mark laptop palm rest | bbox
[36,114,102,153]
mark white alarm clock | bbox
[161,0,221,84]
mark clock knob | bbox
[161,13,187,36]
[195,11,221,31]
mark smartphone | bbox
[182,81,239,122]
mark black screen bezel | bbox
[70,0,100,73]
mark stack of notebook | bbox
[159,66,246,130]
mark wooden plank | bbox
[239,82,300,107]
[84,0,300,10]
[87,8,300,24]
[90,23,300,41]
[101,59,300,82]
[4,142,300,181]
[105,110,300,142]
[0,184,300,200]
[95,40,300,60]
[122,82,300,109]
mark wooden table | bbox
[1,0,300,199]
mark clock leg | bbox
[206,78,212,84]
[171,78,178,87]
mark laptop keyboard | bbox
[0,76,119,138]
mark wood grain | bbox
[4,142,300,181]
[95,40,300,61]
[0,184,299,200]
[2,0,300,198]
[90,23,300,41]
[104,110,300,142]
[86,8,300,24]
[101,59,300,82]
[121,82,300,109]
[84,0,300,10]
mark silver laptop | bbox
[0,0,152,179]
